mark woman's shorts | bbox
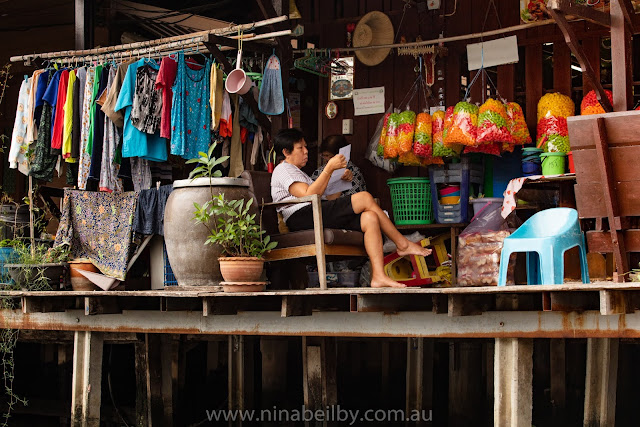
[286,195,362,232]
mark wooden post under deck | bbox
[494,338,533,427]
[71,331,104,427]
[584,338,619,427]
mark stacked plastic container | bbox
[428,157,484,223]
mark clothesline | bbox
[10,15,289,63]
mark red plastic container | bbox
[438,185,461,197]
[567,151,575,173]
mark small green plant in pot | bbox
[193,193,277,289]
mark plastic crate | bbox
[429,157,484,223]
[387,177,433,225]
[163,243,178,286]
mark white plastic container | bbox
[470,197,504,218]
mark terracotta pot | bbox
[69,260,99,291]
[218,257,264,282]
[164,177,255,286]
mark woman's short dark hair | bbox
[320,135,348,155]
[274,128,305,157]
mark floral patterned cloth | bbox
[54,189,138,280]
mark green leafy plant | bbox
[193,194,277,258]
[187,142,276,258]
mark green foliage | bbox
[193,194,277,258]
[185,141,229,180]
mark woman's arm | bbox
[289,154,346,198]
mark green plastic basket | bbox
[387,177,433,225]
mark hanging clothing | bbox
[54,189,138,281]
[228,94,244,178]
[8,79,31,175]
[25,70,44,147]
[155,55,203,139]
[62,69,77,161]
[71,67,87,160]
[102,59,135,128]
[115,58,167,162]
[130,157,152,192]
[218,90,232,138]
[170,52,211,159]
[85,65,103,157]
[132,184,173,236]
[50,69,70,154]
[34,69,52,129]
[30,71,57,182]
[89,66,110,182]
[239,90,259,133]
[78,67,96,190]
[210,63,224,130]
[130,64,162,134]
[99,66,123,193]
[42,68,64,146]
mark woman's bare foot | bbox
[396,240,432,257]
[370,274,406,288]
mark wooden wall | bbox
[296,0,629,212]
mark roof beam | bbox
[115,0,230,31]
[618,0,636,28]
[547,0,611,27]
[548,7,613,112]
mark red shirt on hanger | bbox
[51,69,70,151]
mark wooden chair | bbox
[242,171,366,289]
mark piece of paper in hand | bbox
[324,145,352,196]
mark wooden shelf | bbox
[395,222,467,230]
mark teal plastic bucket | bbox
[540,152,566,175]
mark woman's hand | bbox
[340,169,353,181]
[325,154,347,173]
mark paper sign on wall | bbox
[353,87,385,116]
[466,36,519,71]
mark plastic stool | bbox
[498,208,589,286]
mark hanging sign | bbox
[353,87,385,116]
[466,36,519,71]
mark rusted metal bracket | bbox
[548,5,614,112]
[548,0,611,26]
[203,36,272,132]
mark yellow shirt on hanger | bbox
[62,69,77,163]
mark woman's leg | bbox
[360,211,405,288]
[351,192,430,257]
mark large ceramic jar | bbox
[164,177,254,286]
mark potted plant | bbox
[4,240,71,290]
[193,192,277,291]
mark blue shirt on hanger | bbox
[115,58,167,162]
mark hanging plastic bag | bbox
[413,112,432,157]
[505,102,531,146]
[258,54,284,115]
[445,102,479,146]
[536,92,574,153]
[383,112,401,159]
[580,89,613,116]
[433,109,461,158]
[376,113,391,157]
[477,98,513,146]
[397,110,416,155]
[366,104,398,173]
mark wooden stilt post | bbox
[134,334,164,426]
[584,338,619,427]
[160,335,178,427]
[59,343,73,427]
[302,337,337,427]
[229,335,255,427]
[494,338,533,427]
[550,339,567,426]
[449,342,484,425]
[261,337,289,416]
[405,338,433,426]
[71,331,104,427]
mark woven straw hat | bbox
[353,11,394,66]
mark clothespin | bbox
[156,181,161,190]
[23,75,28,83]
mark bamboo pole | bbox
[10,15,288,62]
[28,176,34,257]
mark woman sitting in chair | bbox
[270,128,431,288]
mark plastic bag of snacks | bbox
[376,113,391,157]
[464,141,502,156]
[383,112,400,159]
[457,230,515,286]
[432,109,461,157]
[505,102,531,146]
[536,93,574,153]
[397,110,417,155]
[477,99,514,145]
[444,102,479,146]
[398,150,425,166]
[580,89,613,116]
[412,112,432,158]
